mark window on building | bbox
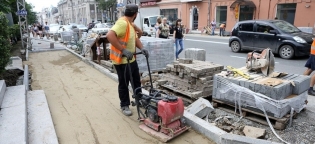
[239,5,254,21]
[276,3,296,25]
[239,23,253,32]
[256,23,274,33]
[160,9,178,24]
[216,6,227,27]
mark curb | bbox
[29,48,65,53]
[64,47,281,144]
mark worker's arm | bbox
[106,20,127,51]
[132,23,143,38]
[136,38,143,50]
[107,30,124,51]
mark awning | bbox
[230,0,256,8]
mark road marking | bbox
[185,39,228,45]
[230,55,279,63]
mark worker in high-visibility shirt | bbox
[304,38,315,96]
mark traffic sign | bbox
[117,3,124,7]
[17,9,27,16]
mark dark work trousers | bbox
[114,61,142,107]
[219,28,225,36]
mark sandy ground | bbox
[26,50,214,144]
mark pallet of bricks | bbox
[212,68,310,130]
[157,58,224,101]
[136,36,174,73]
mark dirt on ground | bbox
[26,50,215,144]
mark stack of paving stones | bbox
[157,58,224,100]
[184,48,206,61]
[213,68,310,118]
[136,37,174,73]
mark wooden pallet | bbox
[212,99,298,130]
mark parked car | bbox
[103,23,113,28]
[229,20,315,59]
[49,25,60,36]
[91,23,110,35]
[77,24,88,32]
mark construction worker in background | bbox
[303,38,315,96]
[106,4,149,116]
[219,23,226,37]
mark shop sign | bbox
[140,1,156,7]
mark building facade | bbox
[58,0,118,25]
[140,0,315,32]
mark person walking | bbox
[173,19,185,60]
[303,38,315,96]
[37,23,43,39]
[106,4,149,116]
[155,16,162,38]
[210,19,216,36]
[44,22,50,39]
[219,23,226,37]
[158,17,170,39]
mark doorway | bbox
[193,8,198,30]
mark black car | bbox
[229,20,314,59]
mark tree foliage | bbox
[0,12,11,74]
[7,0,37,24]
[0,0,11,13]
[97,0,117,11]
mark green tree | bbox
[0,12,11,74]
[25,3,37,24]
[0,0,11,13]
[96,0,117,13]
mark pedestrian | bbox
[88,21,95,31]
[173,19,185,60]
[210,19,216,36]
[219,23,226,37]
[158,17,170,39]
[155,16,162,38]
[44,22,50,39]
[106,4,149,116]
[37,23,43,39]
[303,38,315,96]
[33,24,38,38]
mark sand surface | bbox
[27,50,214,144]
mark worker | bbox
[219,23,226,37]
[106,4,149,116]
[303,38,315,96]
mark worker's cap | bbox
[125,4,138,14]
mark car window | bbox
[256,23,274,33]
[239,23,254,32]
[271,20,300,33]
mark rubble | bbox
[158,59,224,99]
[243,126,266,138]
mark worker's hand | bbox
[141,48,149,58]
[122,49,133,60]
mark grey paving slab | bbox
[0,80,6,108]
[27,90,58,144]
[0,85,27,144]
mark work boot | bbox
[308,89,315,96]
[121,106,132,116]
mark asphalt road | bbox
[178,34,309,75]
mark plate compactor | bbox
[126,52,189,142]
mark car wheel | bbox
[231,41,241,53]
[279,45,294,59]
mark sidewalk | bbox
[27,49,214,143]
[30,36,65,52]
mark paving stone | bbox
[0,80,5,108]
[184,48,206,61]
[290,75,310,95]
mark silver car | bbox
[91,23,110,34]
